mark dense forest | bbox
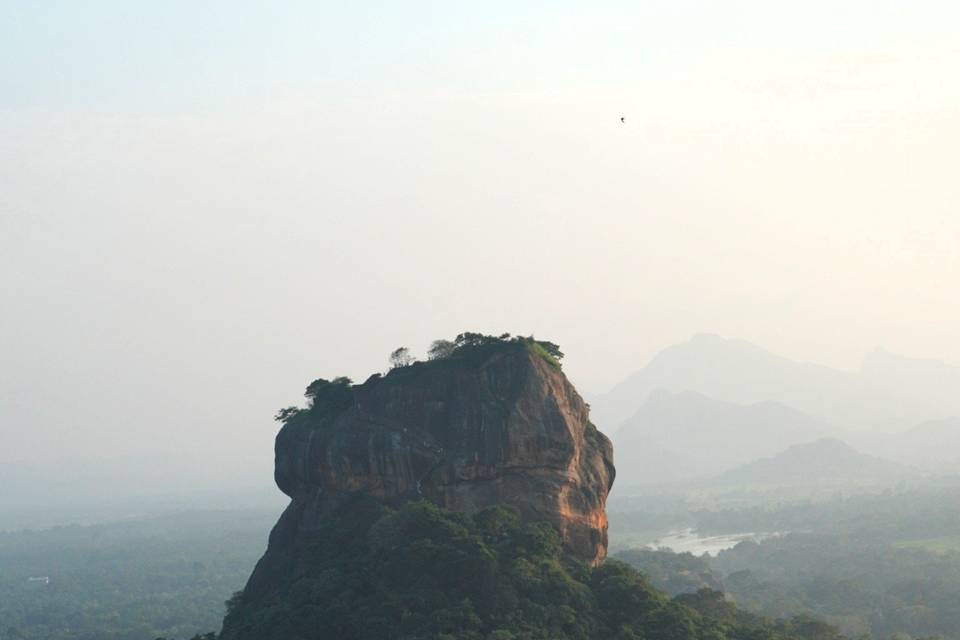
[7,486,960,639]
[618,538,960,640]
[220,497,847,640]
[611,485,960,639]
[0,509,278,640]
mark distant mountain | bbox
[861,348,960,411]
[610,430,698,486]
[612,389,829,486]
[716,438,912,486]
[863,417,960,472]
[591,334,960,434]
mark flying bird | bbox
[620,116,625,123]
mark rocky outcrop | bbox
[249,343,614,601]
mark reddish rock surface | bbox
[263,345,614,574]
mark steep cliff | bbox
[264,340,613,571]
[221,339,845,640]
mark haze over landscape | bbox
[4,1,960,481]
[3,3,960,640]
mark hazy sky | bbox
[2,1,959,467]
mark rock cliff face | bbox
[248,344,614,601]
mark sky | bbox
[2,1,960,471]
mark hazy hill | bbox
[613,389,829,486]
[862,417,960,473]
[592,334,960,434]
[861,348,960,411]
[0,453,274,510]
[0,455,280,532]
[608,431,697,486]
[716,438,911,486]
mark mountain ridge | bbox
[612,388,830,486]
[716,437,912,486]
[592,334,960,434]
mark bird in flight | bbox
[620,116,625,123]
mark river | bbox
[645,528,786,556]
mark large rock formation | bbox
[247,342,614,606]
[221,343,838,640]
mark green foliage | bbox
[473,505,521,542]
[273,406,301,422]
[523,340,563,370]
[304,376,351,399]
[221,501,839,640]
[713,533,960,640]
[273,376,356,429]
[614,549,723,596]
[275,332,567,429]
[304,376,353,411]
[422,332,565,369]
[0,502,854,640]
[614,486,960,639]
[427,339,456,360]
[0,508,277,640]
[390,347,415,369]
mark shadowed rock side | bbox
[243,345,615,603]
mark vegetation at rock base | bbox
[219,499,848,640]
[614,549,723,596]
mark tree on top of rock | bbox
[389,347,415,369]
[427,339,455,360]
